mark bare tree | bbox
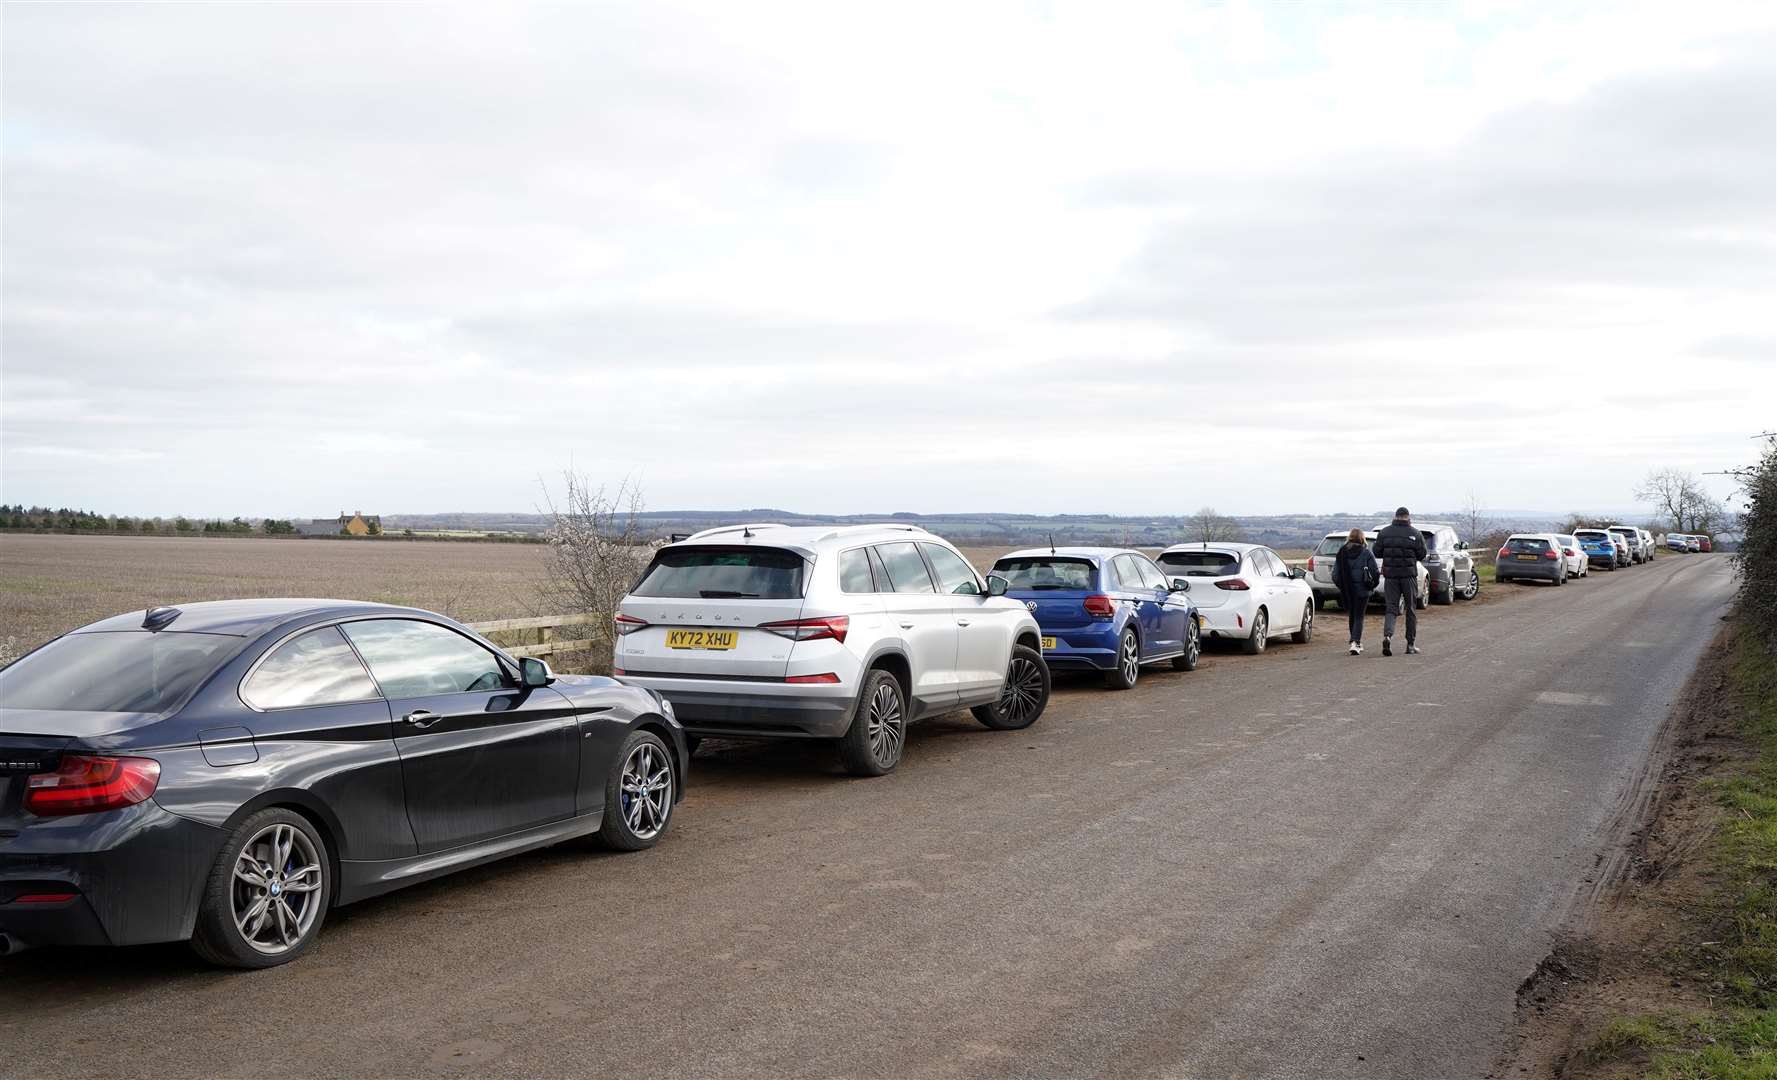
[1457,490,1492,544]
[1189,506,1241,544]
[1636,468,1727,534]
[540,472,653,656]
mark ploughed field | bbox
[0,536,1039,655]
[0,534,560,654]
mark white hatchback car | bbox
[1553,534,1590,579]
[614,524,1046,776]
[1155,542,1316,654]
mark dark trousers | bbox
[1341,591,1367,642]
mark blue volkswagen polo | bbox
[989,548,1200,690]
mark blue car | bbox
[990,547,1200,690]
[1573,528,1620,571]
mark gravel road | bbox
[0,555,1736,1080]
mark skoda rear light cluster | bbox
[760,616,849,644]
[613,612,649,635]
[25,755,161,817]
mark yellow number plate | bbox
[1041,636,1057,650]
[665,629,738,650]
[1515,554,1539,561]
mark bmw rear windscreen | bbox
[0,631,239,713]
[632,547,806,599]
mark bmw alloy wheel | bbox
[997,653,1046,726]
[231,822,324,957]
[620,741,673,841]
[867,681,905,769]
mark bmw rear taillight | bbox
[761,616,849,644]
[1082,594,1115,618]
[25,755,160,817]
[613,612,648,635]
[1215,579,1250,591]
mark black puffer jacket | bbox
[1372,520,1427,580]
[1332,541,1379,599]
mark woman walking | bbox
[1331,527,1380,655]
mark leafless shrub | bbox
[539,473,653,669]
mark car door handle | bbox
[956,618,971,627]
[403,710,441,729]
[898,621,915,630]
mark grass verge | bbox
[1574,632,1777,1078]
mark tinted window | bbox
[1420,530,1438,551]
[341,620,508,698]
[921,544,980,595]
[992,557,1095,590]
[1159,550,1240,576]
[1505,537,1551,553]
[874,543,935,593]
[1134,556,1169,590]
[632,547,805,599]
[0,631,236,713]
[838,548,876,593]
[242,626,380,710]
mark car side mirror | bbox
[985,574,1009,597]
[1290,567,1307,579]
[1169,578,1191,592]
[519,656,554,687]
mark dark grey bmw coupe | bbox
[0,599,686,968]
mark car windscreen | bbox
[1505,537,1551,553]
[0,631,239,713]
[991,557,1096,590]
[1158,551,1241,576]
[631,547,805,599]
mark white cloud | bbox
[1,1,1771,517]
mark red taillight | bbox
[1082,594,1115,617]
[613,612,648,635]
[785,672,841,684]
[1306,556,1316,572]
[25,755,160,817]
[1498,547,1510,560]
[761,616,849,644]
[1215,579,1250,591]
[13,893,78,904]
[1565,548,1577,556]
[1544,550,1559,559]
[611,667,626,676]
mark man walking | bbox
[1373,506,1427,656]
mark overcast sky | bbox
[3,2,1772,519]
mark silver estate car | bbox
[613,524,1047,776]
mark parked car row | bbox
[1666,533,1711,552]
[0,514,1689,970]
[1499,523,1670,583]
[1306,521,1472,609]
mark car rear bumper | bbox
[0,801,223,949]
[1037,622,1120,671]
[1199,606,1255,637]
[1497,560,1563,580]
[617,676,857,739]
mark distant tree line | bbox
[0,505,298,536]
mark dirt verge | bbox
[1498,620,1756,1078]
